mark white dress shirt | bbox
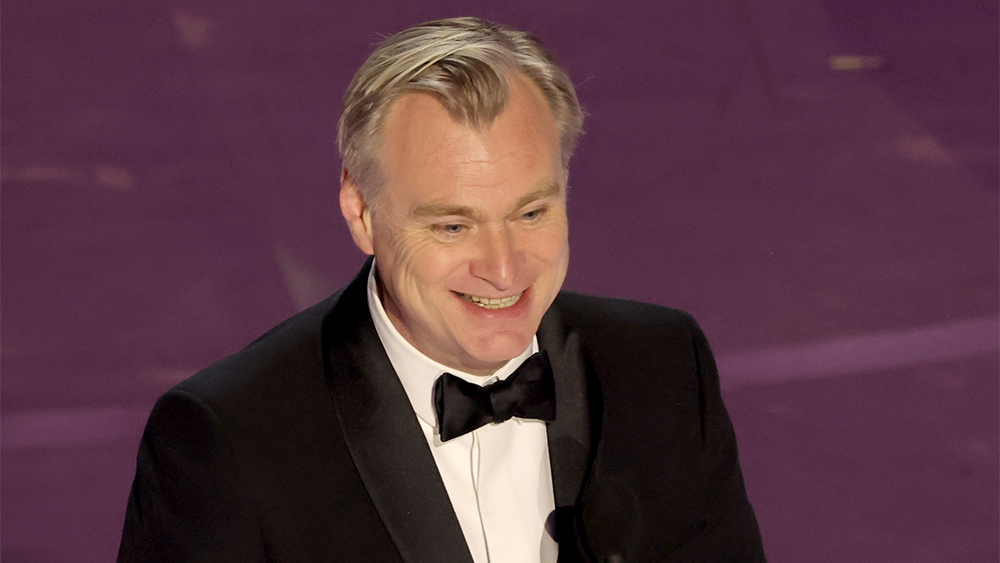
[366,264,558,563]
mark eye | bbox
[522,207,546,221]
[438,223,465,234]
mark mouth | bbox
[455,291,524,310]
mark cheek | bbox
[373,215,426,272]
[525,225,570,268]
[378,231,466,302]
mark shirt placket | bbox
[470,429,492,562]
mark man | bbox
[118,17,766,563]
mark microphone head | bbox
[580,476,641,563]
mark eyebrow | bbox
[512,182,562,211]
[411,182,563,220]
[411,203,481,220]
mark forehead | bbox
[377,74,563,204]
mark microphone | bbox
[580,478,640,563]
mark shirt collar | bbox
[366,260,537,428]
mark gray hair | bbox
[338,17,584,201]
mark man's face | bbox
[340,73,570,375]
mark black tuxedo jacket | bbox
[119,260,765,562]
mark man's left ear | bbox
[339,170,375,255]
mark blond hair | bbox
[338,17,584,200]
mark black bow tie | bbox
[433,351,556,442]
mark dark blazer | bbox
[118,260,765,562]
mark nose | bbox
[469,226,519,291]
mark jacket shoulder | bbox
[548,291,710,406]
[552,291,701,341]
[169,288,343,408]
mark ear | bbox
[339,169,375,255]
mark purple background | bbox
[2,1,997,561]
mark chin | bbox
[464,331,534,365]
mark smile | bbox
[456,291,524,310]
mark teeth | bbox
[459,292,523,309]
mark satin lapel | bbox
[322,259,474,563]
[537,304,597,512]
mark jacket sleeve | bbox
[117,389,266,563]
[659,313,766,563]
